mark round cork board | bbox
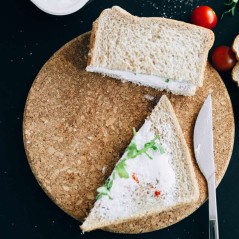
[23,32,234,234]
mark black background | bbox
[1,0,239,238]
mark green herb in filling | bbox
[95,128,165,200]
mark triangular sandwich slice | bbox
[86,6,214,96]
[81,95,199,232]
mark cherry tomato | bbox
[191,6,217,29]
[212,46,237,71]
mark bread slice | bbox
[232,36,239,84]
[232,35,239,60]
[80,95,199,232]
[86,6,214,96]
[232,62,239,86]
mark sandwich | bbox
[232,63,239,86]
[80,95,199,232]
[232,34,239,60]
[86,6,214,96]
[232,35,239,86]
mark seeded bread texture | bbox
[232,35,239,60]
[87,6,214,95]
[80,95,199,232]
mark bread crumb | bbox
[144,94,155,101]
[144,0,209,18]
[102,166,107,175]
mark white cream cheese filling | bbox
[94,120,176,220]
[86,67,196,96]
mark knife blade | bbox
[193,94,219,239]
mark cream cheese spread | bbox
[87,67,196,95]
[95,120,176,220]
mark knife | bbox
[193,94,219,239]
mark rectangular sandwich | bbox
[80,95,199,232]
[86,6,214,96]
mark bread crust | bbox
[87,16,99,66]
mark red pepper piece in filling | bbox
[154,190,161,197]
[132,173,139,184]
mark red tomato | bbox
[212,46,237,71]
[191,6,217,29]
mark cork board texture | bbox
[23,32,234,234]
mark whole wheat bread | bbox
[232,62,239,86]
[232,35,239,60]
[80,95,199,232]
[86,6,214,96]
[232,35,239,84]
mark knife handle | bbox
[209,219,219,239]
[208,175,219,239]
